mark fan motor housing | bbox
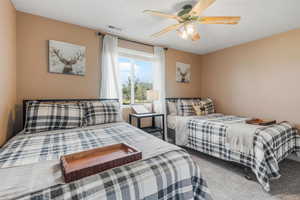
[178,4,193,17]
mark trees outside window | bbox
[119,57,153,105]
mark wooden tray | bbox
[61,143,142,183]
[246,118,276,126]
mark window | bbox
[118,49,154,105]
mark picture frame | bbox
[176,62,191,83]
[49,40,86,76]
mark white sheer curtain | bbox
[153,47,167,139]
[100,35,122,104]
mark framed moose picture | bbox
[176,62,191,83]
[49,40,86,76]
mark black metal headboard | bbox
[22,98,119,129]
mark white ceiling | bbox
[11,0,300,55]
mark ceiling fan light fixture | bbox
[185,22,196,35]
[177,22,197,40]
[177,28,188,40]
[145,0,240,41]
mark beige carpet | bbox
[189,149,300,200]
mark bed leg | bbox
[244,167,252,181]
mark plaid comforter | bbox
[185,114,300,192]
[0,123,212,200]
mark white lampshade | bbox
[147,90,159,101]
[177,22,197,40]
[177,28,188,40]
[185,22,196,35]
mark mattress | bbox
[0,122,212,200]
[173,113,300,191]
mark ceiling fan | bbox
[144,0,240,41]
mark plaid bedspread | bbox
[0,123,212,200]
[185,114,300,192]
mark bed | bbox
[0,99,212,200]
[166,97,300,192]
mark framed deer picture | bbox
[49,40,86,76]
[176,62,191,83]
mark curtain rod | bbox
[97,32,168,51]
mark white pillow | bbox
[167,102,177,116]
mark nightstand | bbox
[129,113,165,141]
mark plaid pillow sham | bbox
[176,98,215,116]
[24,102,85,134]
[177,99,201,116]
[84,101,122,126]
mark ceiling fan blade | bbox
[200,16,241,22]
[200,21,239,24]
[191,32,200,41]
[144,10,180,21]
[151,23,183,38]
[189,0,216,17]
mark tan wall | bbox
[16,12,101,101]
[0,0,17,146]
[166,49,202,97]
[16,12,202,131]
[200,29,300,128]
